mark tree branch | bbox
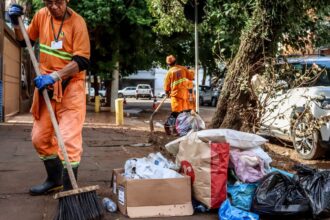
[177,0,185,7]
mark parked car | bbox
[87,88,106,97]
[99,89,106,97]
[88,87,95,97]
[211,87,221,107]
[258,56,330,160]
[198,85,212,106]
[158,91,166,98]
[135,84,153,99]
[118,87,136,98]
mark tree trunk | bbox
[111,61,119,112]
[211,4,280,131]
[104,79,111,107]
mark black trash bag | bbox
[164,114,177,135]
[293,164,330,218]
[252,172,310,216]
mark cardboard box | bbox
[112,168,193,218]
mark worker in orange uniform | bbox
[164,55,194,118]
[9,0,90,195]
[186,67,196,112]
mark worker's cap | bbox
[166,55,176,65]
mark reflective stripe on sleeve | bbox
[171,78,188,88]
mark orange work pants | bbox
[31,80,86,166]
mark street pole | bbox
[194,0,199,113]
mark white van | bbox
[135,84,153,99]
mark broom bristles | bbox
[55,191,104,220]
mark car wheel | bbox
[211,97,217,107]
[199,97,204,106]
[291,114,325,160]
[118,93,123,98]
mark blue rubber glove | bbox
[34,75,56,90]
[8,4,23,26]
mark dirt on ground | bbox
[3,102,330,220]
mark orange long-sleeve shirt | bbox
[164,65,194,99]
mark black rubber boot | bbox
[29,157,63,196]
[62,166,78,191]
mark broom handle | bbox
[13,1,78,189]
[149,96,167,132]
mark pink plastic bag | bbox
[230,149,266,183]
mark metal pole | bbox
[194,0,199,113]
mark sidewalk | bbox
[0,106,217,220]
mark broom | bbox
[12,1,104,219]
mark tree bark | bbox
[111,61,119,112]
[211,3,280,131]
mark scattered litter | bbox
[293,164,330,218]
[230,149,267,183]
[192,199,210,213]
[175,111,205,136]
[0,195,10,199]
[219,199,259,220]
[271,167,293,177]
[197,129,268,149]
[227,183,258,211]
[155,122,164,128]
[102,197,117,212]
[165,129,268,156]
[176,132,230,209]
[124,152,180,179]
[252,172,310,216]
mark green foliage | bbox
[204,1,255,58]
[24,0,330,82]
[146,0,224,78]
[73,0,158,77]
[26,0,159,78]
[146,0,191,35]
[148,0,330,65]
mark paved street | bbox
[0,100,218,220]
